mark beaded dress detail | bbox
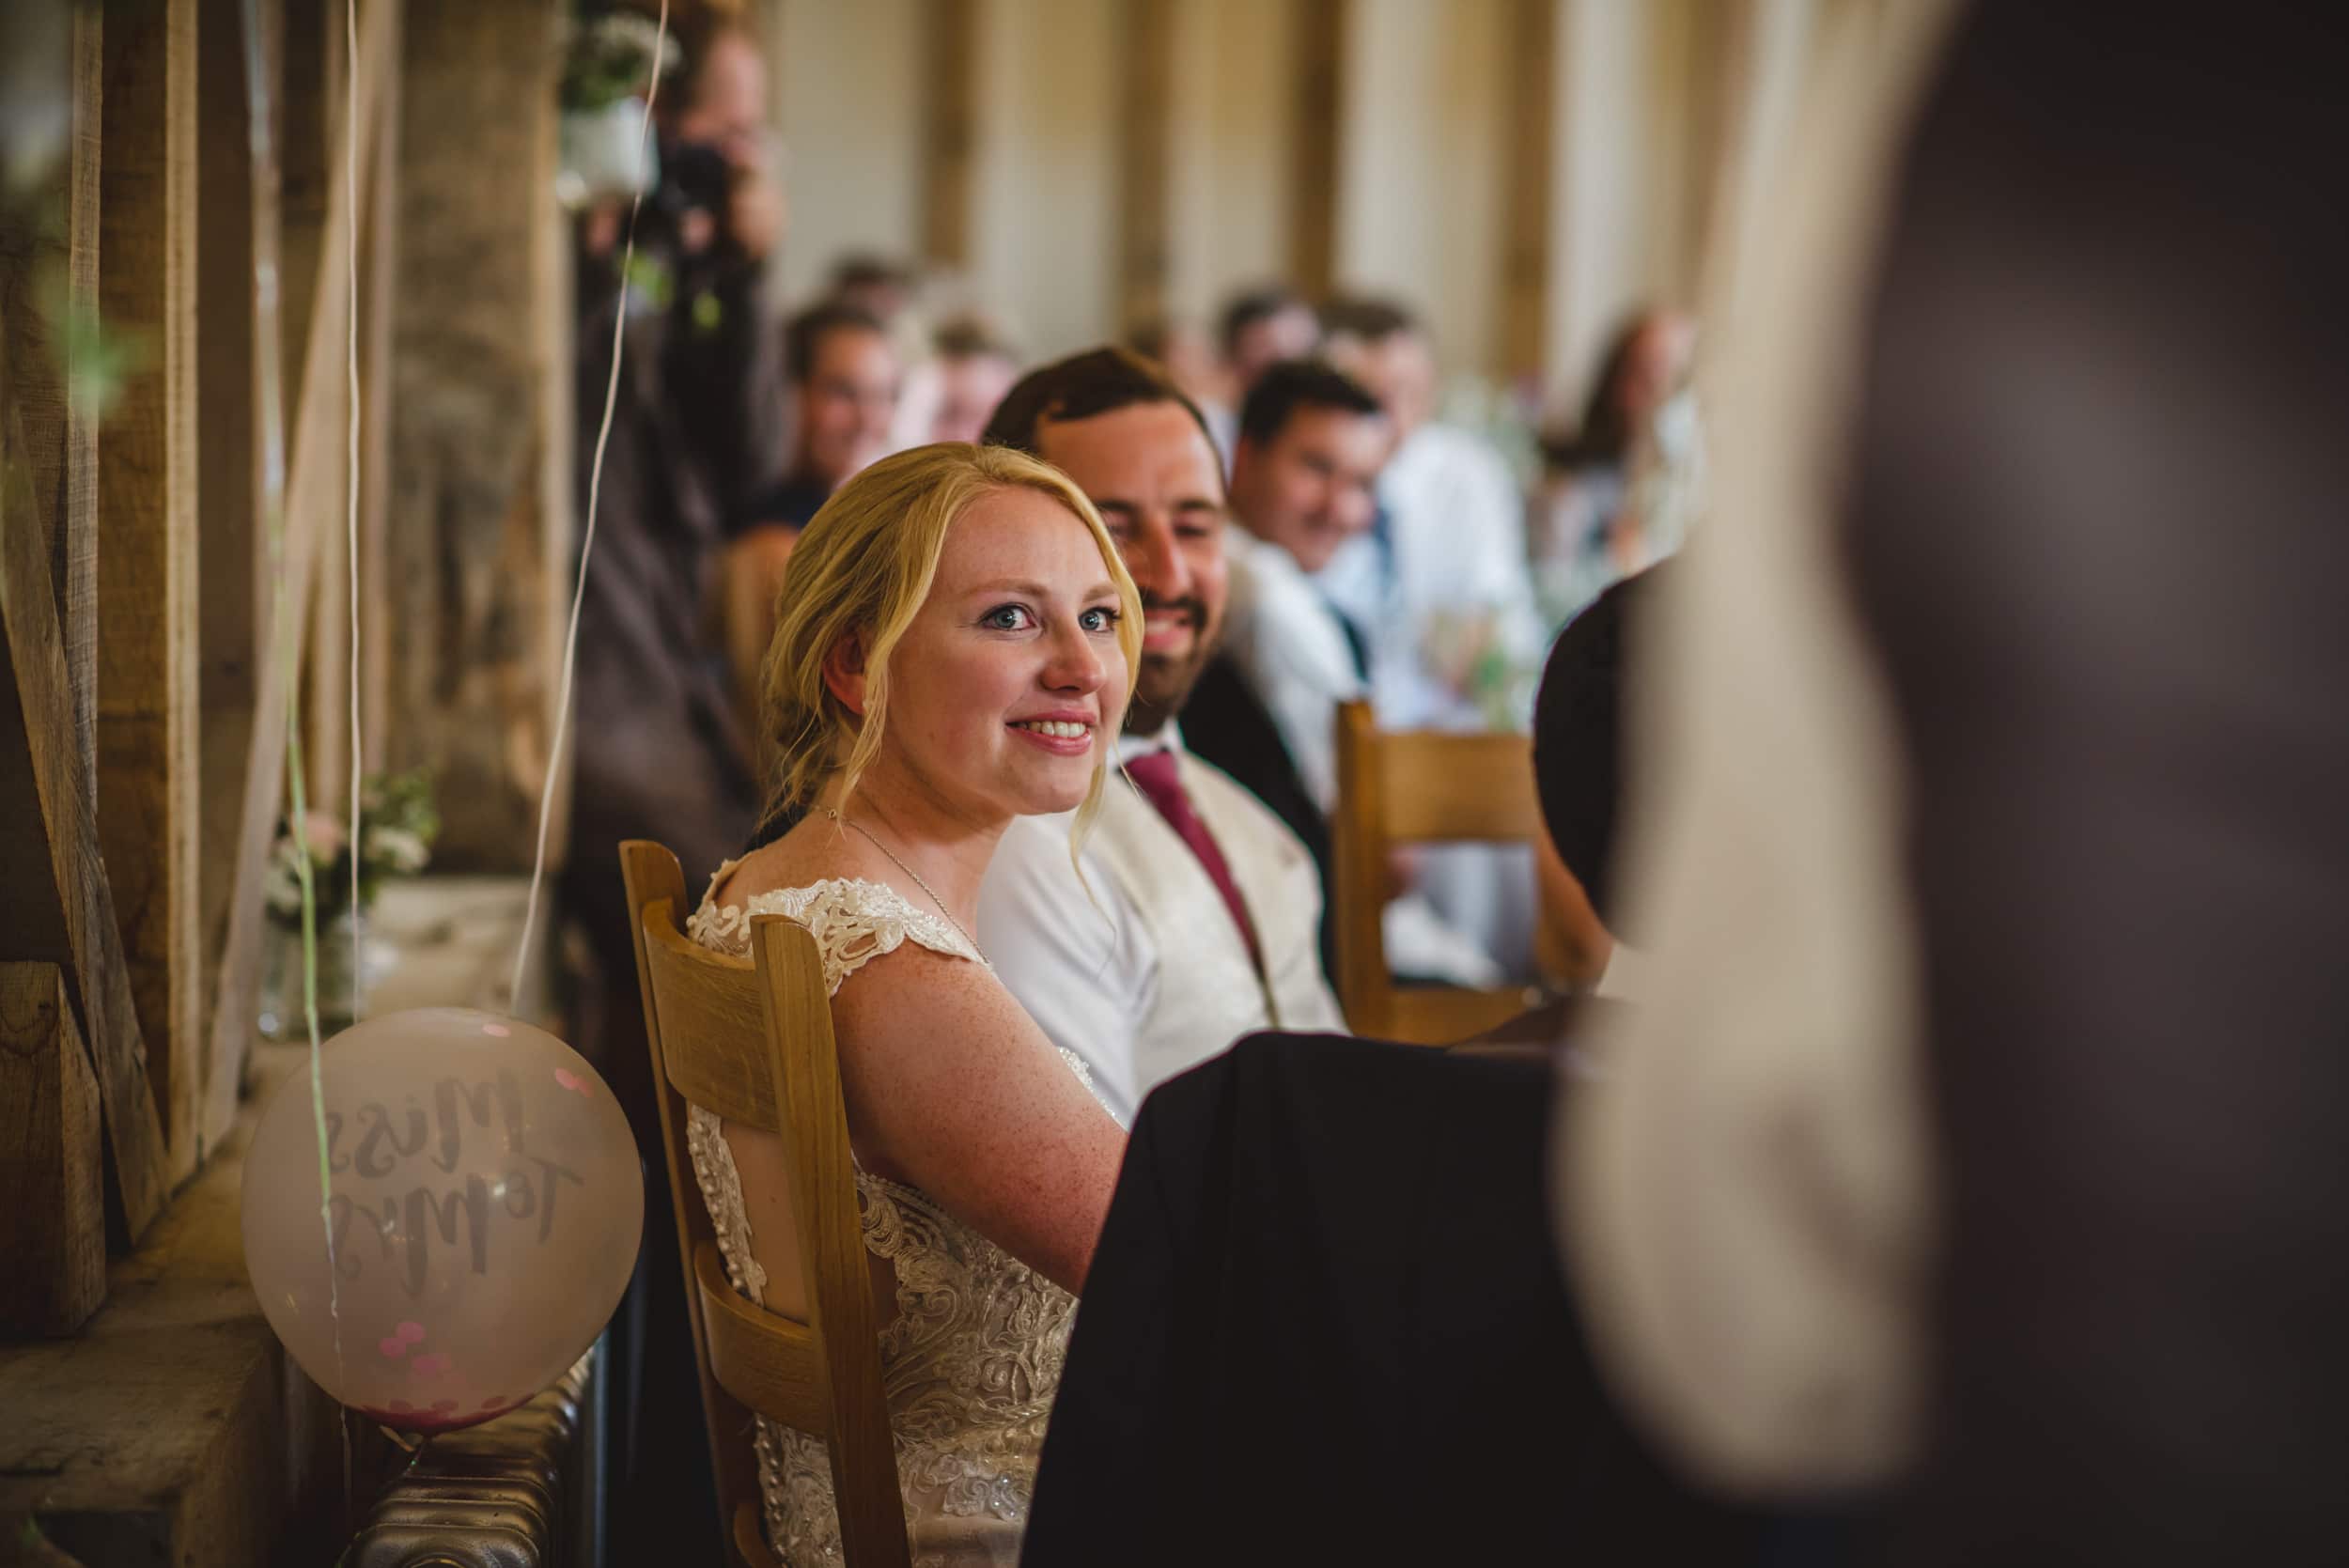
[684,868,1097,1567]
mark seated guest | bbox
[745,300,903,533]
[1185,358,1501,986]
[926,313,1021,445]
[1530,561,1675,1001]
[1315,295,1543,732]
[977,349,1347,1126]
[723,302,902,719]
[1221,284,1322,398]
[688,442,1140,1564]
[1532,309,1699,625]
[1565,9,2349,1564]
[1321,296,1547,978]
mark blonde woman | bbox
[683,442,1142,1565]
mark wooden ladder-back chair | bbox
[1330,700,1609,1044]
[618,842,912,1568]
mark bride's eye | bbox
[981,604,1034,631]
[1079,605,1123,633]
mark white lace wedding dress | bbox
[684,867,1096,1567]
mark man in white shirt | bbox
[1317,297,1546,731]
[975,349,1347,1126]
[1319,298,1547,975]
[1190,358,1502,986]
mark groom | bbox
[977,349,1346,1123]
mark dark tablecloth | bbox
[1021,1032,1764,1566]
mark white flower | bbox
[369,826,430,875]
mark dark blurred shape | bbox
[1531,563,1671,936]
[1021,1033,1765,1567]
[1845,3,2349,1561]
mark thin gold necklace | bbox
[820,806,988,964]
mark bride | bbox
[683,442,1141,1565]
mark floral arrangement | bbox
[264,770,440,930]
[558,11,677,114]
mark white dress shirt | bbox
[1221,531,1364,813]
[1222,530,1506,987]
[977,724,1346,1126]
[1314,421,1546,732]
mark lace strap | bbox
[687,877,986,994]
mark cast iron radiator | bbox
[345,1343,604,1568]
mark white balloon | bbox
[241,1007,644,1433]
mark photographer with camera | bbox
[558,17,786,1564]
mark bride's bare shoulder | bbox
[708,817,885,910]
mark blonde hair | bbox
[755,442,1143,841]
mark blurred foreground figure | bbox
[1564,3,2349,1561]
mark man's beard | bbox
[1122,593,1216,737]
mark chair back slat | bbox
[619,841,912,1568]
[640,909,781,1131]
[1369,728,1548,843]
[694,1240,828,1434]
[1331,701,1596,1044]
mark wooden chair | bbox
[619,842,911,1568]
[1330,700,1610,1044]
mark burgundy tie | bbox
[1123,748,1262,966]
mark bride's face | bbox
[880,487,1128,821]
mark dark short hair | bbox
[979,347,1222,484]
[1237,358,1385,449]
[1219,285,1308,356]
[785,301,887,384]
[827,252,920,298]
[1318,294,1422,346]
[933,312,1019,365]
[1532,562,1672,935]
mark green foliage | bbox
[265,769,442,929]
[558,10,677,114]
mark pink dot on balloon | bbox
[478,1394,510,1411]
[482,1022,511,1037]
[378,1337,407,1358]
[411,1352,449,1376]
[553,1067,589,1096]
[397,1320,426,1344]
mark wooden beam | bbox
[303,0,351,817]
[97,0,204,1187]
[202,0,393,1143]
[919,0,977,269]
[0,962,106,1336]
[1114,0,1174,334]
[0,9,107,810]
[1495,0,1558,382]
[357,0,403,768]
[195,0,270,1169]
[1,394,172,1243]
[1289,0,1346,299]
[380,0,568,876]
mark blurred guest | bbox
[722,303,901,715]
[750,300,902,531]
[1565,7,2349,1566]
[1321,296,1547,978]
[1129,314,1237,459]
[1529,563,1676,1001]
[1185,360,1501,986]
[1318,295,1543,731]
[1533,308,1697,624]
[1221,283,1322,396]
[825,250,924,325]
[926,313,1022,445]
[616,13,788,522]
[977,349,1346,1126]
[558,16,784,1563]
